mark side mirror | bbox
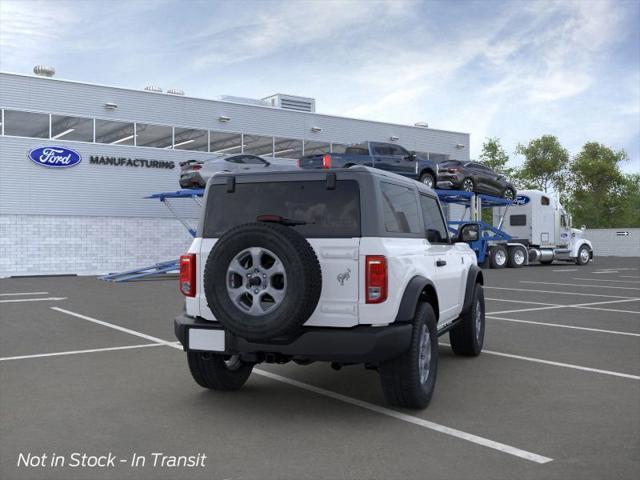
[406,151,417,161]
[459,224,479,242]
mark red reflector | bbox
[365,255,387,304]
[179,254,196,297]
[322,154,332,169]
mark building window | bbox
[51,114,94,142]
[426,153,450,163]
[135,123,173,148]
[210,131,243,154]
[3,110,49,138]
[273,137,303,159]
[303,140,331,156]
[95,119,135,145]
[174,127,208,151]
[243,134,274,156]
[380,182,421,234]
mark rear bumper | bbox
[174,314,412,364]
[437,174,463,189]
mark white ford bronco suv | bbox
[175,167,485,408]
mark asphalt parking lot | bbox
[1,257,639,480]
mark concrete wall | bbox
[586,228,640,257]
[0,215,195,277]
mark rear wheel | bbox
[450,284,485,356]
[379,303,438,409]
[187,352,253,390]
[507,246,526,268]
[462,178,475,192]
[419,172,435,189]
[489,245,508,269]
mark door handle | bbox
[436,259,447,267]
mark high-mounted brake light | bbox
[365,255,387,304]
[179,254,196,297]
[322,153,332,169]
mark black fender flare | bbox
[394,276,439,323]
[461,264,483,314]
[419,168,436,180]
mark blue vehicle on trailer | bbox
[435,189,528,269]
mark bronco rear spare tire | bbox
[204,222,322,341]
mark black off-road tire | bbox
[204,222,322,341]
[187,352,253,390]
[489,245,508,269]
[450,284,485,356]
[507,246,526,268]
[419,172,435,189]
[378,303,438,409]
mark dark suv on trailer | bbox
[437,160,516,200]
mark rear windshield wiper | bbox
[256,215,310,226]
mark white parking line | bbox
[0,292,49,296]
[552,269,578,272]
[50,307,552,464]
[440,343,640,381]
[575,306,640,315]
[486,315,640,337]
[485,286,636,299]
[572,278,639,284]
[0,297,67,303]
[486,298,558,306]
[51,307,182,348]
[487,298,640,315]
[621,276,640,279]
[254,369,553,464]
[521,281,640,291]
[0,343,164,362]
[593,270,619,274]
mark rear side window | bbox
[380,182,421,234]
[419,195,449,243]
[203,180,360,238]
[510,215,527,226]
[345,147,369,156]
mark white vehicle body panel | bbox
[186,234,475,328]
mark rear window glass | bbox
[203,180,360,238]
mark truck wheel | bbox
[378,303,438,409]
[576,245,591,265]
[449,284,485,356]
[489,245,507,269]
[507,246,526,268]
[203,222,322,341]
[419,172,435,189]
[187,352,253,390]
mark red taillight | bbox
[297,158,301,168]
[365,255,387,304]
[448,167,461,173]
[179,254,196,297]
[322,154,332,169]
[191,165,202,171]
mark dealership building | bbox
[0,69,470,277]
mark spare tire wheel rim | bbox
[418,324,431,384]
[226,247,287,316]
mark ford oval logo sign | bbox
[514,195,530,205]
[28,146,82,168]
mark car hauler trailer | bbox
[437,189,593,268]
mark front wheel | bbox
[576,245,591,265]
[461,178,475,192]
[419,172,435,189]
[450,284,485,356]
[502,188,516,201]
[379,303,438,409]
[187,352,253,390]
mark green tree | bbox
[515,135,570,193]
[479,137,513,176]
[566,142,633,228]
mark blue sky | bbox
[1,0,638,172]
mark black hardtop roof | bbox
[208,166,436,194]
